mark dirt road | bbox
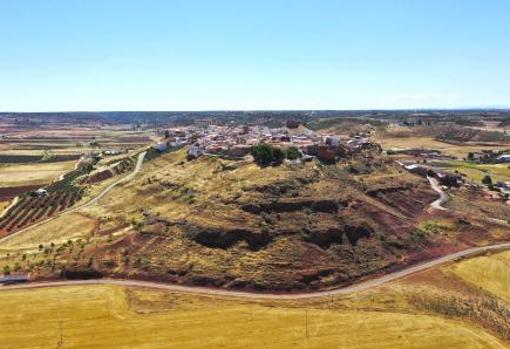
[2,240,510,299]
[0,151,146,244]
[427,176,448,211]
[78,150,146,209]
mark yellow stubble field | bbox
[0,161,76,187]
[0,283,506,349]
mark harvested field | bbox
[0,284,506,349]
[449,250,510,303]
[0,161,76,187]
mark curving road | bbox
[0,151,146,244]
[2,240,510,299]
[427,176,448,211]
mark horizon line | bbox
[1,106,510,113]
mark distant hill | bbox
[436,126,510,144]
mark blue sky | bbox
[0,0,509,111]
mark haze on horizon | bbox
[1,0,509,112]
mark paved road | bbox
[3,240,510,299]
[0,151,146,244]
[427,176,448,211]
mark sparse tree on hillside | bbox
[482,174,493,186]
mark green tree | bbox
[251,144,284,166]
[3,265,11,275]
[482,174,493,186]
[285,146,301,160]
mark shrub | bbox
[482,174,493,186]
[285,146,301,160]
[251,144,284,166]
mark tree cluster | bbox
[250,145,301,166]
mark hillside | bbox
[2,148,508,292]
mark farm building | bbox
[496,154,510,163]
[34,188,48,197]
[155,142,168,152]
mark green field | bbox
[433,160,510,183]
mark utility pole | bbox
[57,321,64,348]
[305,309,309,340]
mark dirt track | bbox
[427,176,449,211]
[2,240,510,299]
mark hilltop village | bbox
[147,119,510,205]
[155,120,380,163]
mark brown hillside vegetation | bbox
[2,148,505,292]
[436,127,510,144]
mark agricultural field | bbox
[0,212,96,253]
[0,163,92,239]
[448,250,510,303]
[0,161,77,187]
[1,252,510,349]
[433,161,510,184]
[377,135,510,159]
[0,191,82,239]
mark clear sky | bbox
[0,0,509,111]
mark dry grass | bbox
[0,199,11,213]
[0,213,96,253]
[0,284,506,349]
[0,161,76,187]
[449,250,510,303]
